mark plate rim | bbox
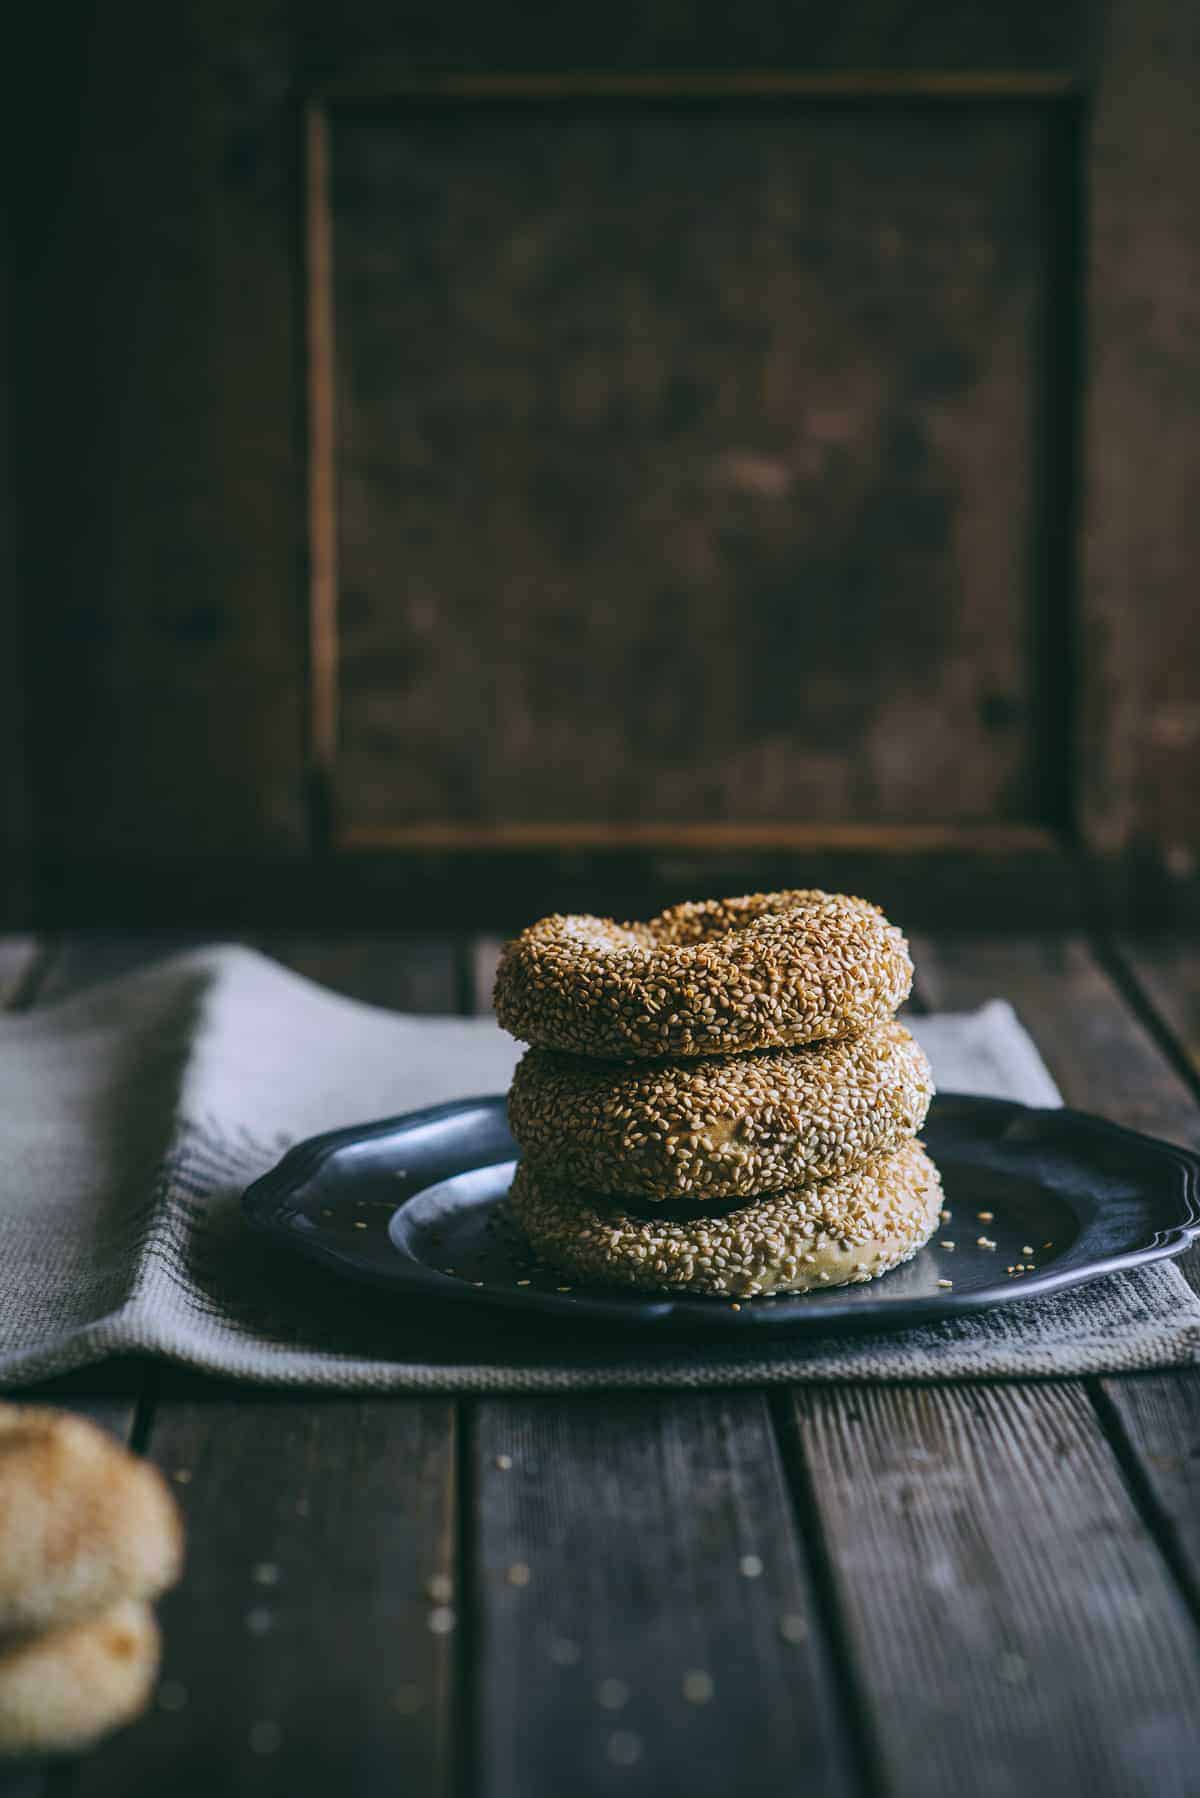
[241,1093,1200,1333]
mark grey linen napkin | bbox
[1,946,1197,1390]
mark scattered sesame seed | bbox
[739,1554,764,1579]
[682,1670,715,1704]
[977,1236,997,1251]
[941,1241,955,1251]
[506,1562,532,1588]
[1042,1241,1054,1249]
[937,1278,953,1289]
[516,1278,531,1287]
[353,1221,368,1231]
[977,1211,994,1222]
[730,1303,742,1311]
[172,1469,192,1485]
[427,1606,456,1635]
[1022,1246,1034,1256]
[606,1730,643,1767]
[556,1285,573,1293]
[248,1721,282,1756]
[939,1209,952,1224]
[596,1678,630,1711]
[426,1573,453,1604]
[495,1454,513,1471]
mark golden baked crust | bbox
[493,890,912,1059]
[0,1407,183,1637]
[0,1599,160,1757]
[509,1021,933,1202]
[507,1139,942,1297]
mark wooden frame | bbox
[304,70,1076,861]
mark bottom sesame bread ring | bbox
[0,1599,160,1758]
[508,1021,932,1203]
[507,1140,943,1298]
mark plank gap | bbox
[770,1390,887,1798]
[1098,937,1200,1113]
[1086,1373,1200,1646]
[453,1402,478,1798]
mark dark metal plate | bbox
[242,1094,1200,1336]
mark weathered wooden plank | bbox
[916,929,1200,1679]
[260,932,460,1014]
[790,1381,1200,1798]
[1096,1374,1200,1617]
[22,0,307,894]
[473,1394,856,1798]
[72,1395,459,1798]
[1078,0,1200,907]
[0,212,27,931]
[304,0,1086,84]
[332,102,1051,843]
[1113,937,1200,1086]
[470,936,504,1020]
[912,934,1200,1153]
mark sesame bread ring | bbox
[0,1599,160,1757]
[507,1139,942,1297]
[493,890,912,1058]
[508,1021,933,1203]
[0,1407,183,1637]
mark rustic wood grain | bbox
[913,934,1200,1155]
[73,1396,459,1798]
[790,1381,1200,1798]
[23,1,307,885]
[260,931,461,1012]
[331,98,1053,840]
[301,0,1086,84]
[0,216,26,929]
[472,1395,856,1798]
[1095,1374,1200,1617]
[470,936,504,1019]
[1078,0,1200,903]
[1112,938,1200,1087]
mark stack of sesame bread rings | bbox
[495,891,941,1300]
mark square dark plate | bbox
[242,1094,1200,1336]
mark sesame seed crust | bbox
[493,890,913,1059]
[508,1021,933,1203]
[507,1140,943,1297]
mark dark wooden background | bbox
[3,0,1198,931]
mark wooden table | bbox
[3,929,1200,1798]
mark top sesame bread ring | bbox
[493,890,913,1059]
[0,1406,183,1638]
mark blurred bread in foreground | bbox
[0,1599,160,1757]
[0,1405,182,1636]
